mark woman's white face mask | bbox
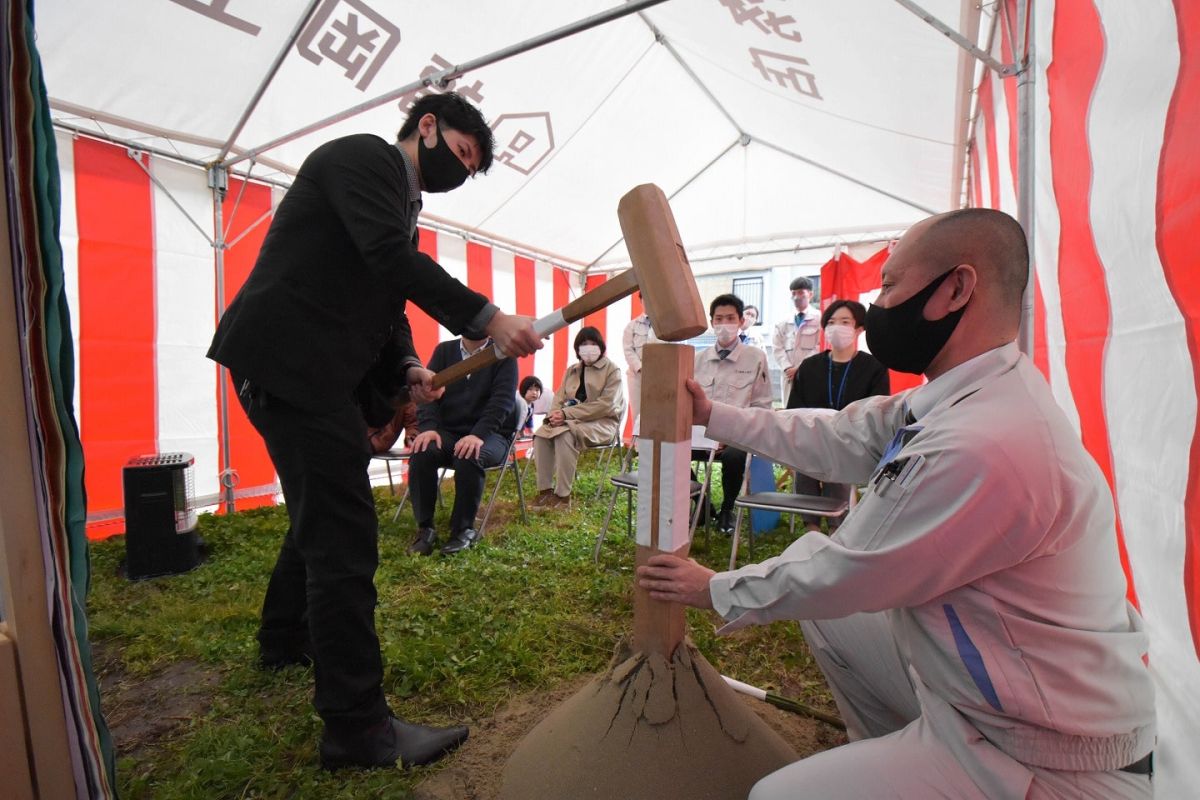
[824,324,858,350]
[578,344,602,365]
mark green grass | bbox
[87,454,833,799]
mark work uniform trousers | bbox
[236,379,389,734]
[749,612,1152,799]
[408,430,509,534]
[534,429,583,498]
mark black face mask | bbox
[865,267,966,375]
[418,124,470,193]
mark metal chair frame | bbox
[476,431,528,536]
[593,430,718,562]
[727,464,851,570]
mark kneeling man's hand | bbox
[637,554,715,610]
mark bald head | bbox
[910,208,1029,326]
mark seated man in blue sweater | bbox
[407,334,518,555]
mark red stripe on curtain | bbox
[553,268,570,386]
[514,255,537,382]
[409,228,440,364]
[466,241,493,299]
[74,137,156,537]
[1048,0,1139,608]
[1157,0,1200,657]
[219,178,277,510]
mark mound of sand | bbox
[499,639,798,799]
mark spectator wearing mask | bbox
[739,304,764,348]
[787,299,890,532]
[772,276,821,404]
[694,294,773,532]
[533,327,625,508]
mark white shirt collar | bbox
[907,342,1021,421]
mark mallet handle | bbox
[432,269,639,389]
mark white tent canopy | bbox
[38,0,976,271]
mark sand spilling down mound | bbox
[499,639,798,799]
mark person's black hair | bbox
[397,92,496,174]
[574,326,606,357]
[709,293,744,318]
[789,276,814,292]
[519,375,543,395]
[820,299,867,329]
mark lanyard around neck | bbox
[827,352,853,409]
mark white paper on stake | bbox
[636,437,692,552]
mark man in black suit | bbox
[407,335,517,556]
[207,92,540,771]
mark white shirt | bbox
[705,343,1155,772]
[694,340,773,410]
[771,306,821,370]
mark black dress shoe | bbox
[441,528,480,555]
[319,716,469,771]
[407,528,437,556]
[716,509,735,533]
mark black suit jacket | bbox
[417,341,518,439]
[208,134,488,413]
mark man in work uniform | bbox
[771,275,821,405]
[693,293,773,532]
[639,209,1155,799]
[208,92,540,771]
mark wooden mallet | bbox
[431,184,707,388]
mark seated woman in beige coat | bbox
[533,326,625,507]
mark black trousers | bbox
[408,430,510,534]
[691,445,747,512]
[235,377,389,733]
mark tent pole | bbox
[209,164,236,514]
[217,0,323,163]
[1015,0,1035,356]
[224,0,671,168]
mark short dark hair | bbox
[789,276,814,292]
[709,293,744,318]
[519,375,543,395]
[821,299,867,329]
[397,92,496,174]
[574,326,606,357]
[925,208,1029,313]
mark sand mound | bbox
[498,640,798,799]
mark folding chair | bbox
[592,425,717,562]
[476,432,528,536]
[585,407,628,499]
[727,463,850,570]
[371,448,444,524]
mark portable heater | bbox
[122,452,202,580]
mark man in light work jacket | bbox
[208,92,540,772]
[639,209,1155,799]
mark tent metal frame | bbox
[53,1,1032,513]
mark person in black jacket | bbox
[207,92,540,772]
[407,336,517,556]
[787,299,890,532]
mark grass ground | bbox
[87,454,839,799]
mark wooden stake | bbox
[632,343,695,657]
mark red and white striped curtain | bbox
[54,131,637,539]
[970,2,1200,792]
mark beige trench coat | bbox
[533,356,625,446]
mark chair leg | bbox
[594,483,622,563]
[384,460,396,495]
[478,465,504,538]
[728,506,746,571]
[392,483,410,524]
[513,458,528,524]
[593,443,618,499]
